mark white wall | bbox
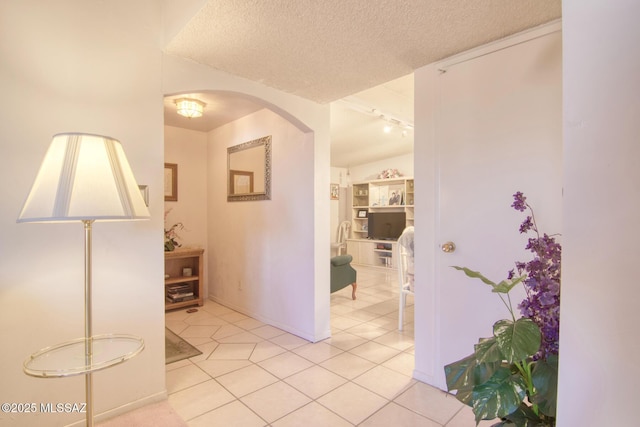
[347,153,414,183]
[331,167,349,189]
[162,0,208,43]
[330,167,349,245]
[0,2,166,426]
[164,125,209,296]
[206,109,318,338]
[162,56,332,341]
[557,2,640,425]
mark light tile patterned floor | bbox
[166,266,491,426]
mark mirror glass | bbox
[227,135,271,201]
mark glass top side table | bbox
[24,334,144,378]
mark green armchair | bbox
[330,254,357,300]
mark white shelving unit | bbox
[348,177,414,270]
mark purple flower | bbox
[539,292,557,307]
[511,192,528,212]
[512,192,561,359]
[519,216,534,234]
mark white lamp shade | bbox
[18,133,151,222]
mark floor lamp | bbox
[17,133,151,426]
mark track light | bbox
[338,97,414,136]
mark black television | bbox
[367,212,406,240]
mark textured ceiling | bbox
[330,73,414,168]
[165,0,561,103]
[163,0,561,167]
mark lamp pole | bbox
[84,220,94,427]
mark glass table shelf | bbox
[24,333,144,378]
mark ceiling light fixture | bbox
[175,98,206,118]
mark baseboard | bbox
[64,391,168,427]
[412,368,447,392]
[207,296,329,342]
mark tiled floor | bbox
[165,266,489,426]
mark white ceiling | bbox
[163,0,561,167]
[164,92,264,133]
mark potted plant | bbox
[164,209,184,252]
[445,192,560,426]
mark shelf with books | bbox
[164,248,204,311]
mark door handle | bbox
[441,241,456,253]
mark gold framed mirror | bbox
[227,135,271,201]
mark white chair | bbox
[397,226,414,331]
[331,220,351,256]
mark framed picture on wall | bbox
[388,184,404,206]
[330,183,339,200]
[164,163,178,201]
[138,185,149,207]
[230,170,254,195]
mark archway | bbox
[162,89,331,344]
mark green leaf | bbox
[444,353,477,398]
[493,318,541,363]
[501,403,544,426]
[454,387,474,407]
[444,341,507,408]
[492,275,526,294]
[451,266,526,294]
[531,355,558,417]
[451,266,497,286]
[475,337,503,364]
[472,367,527,423]
[473,338,502,383]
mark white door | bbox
[431,30,563,386]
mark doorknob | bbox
[441,241,456,253]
